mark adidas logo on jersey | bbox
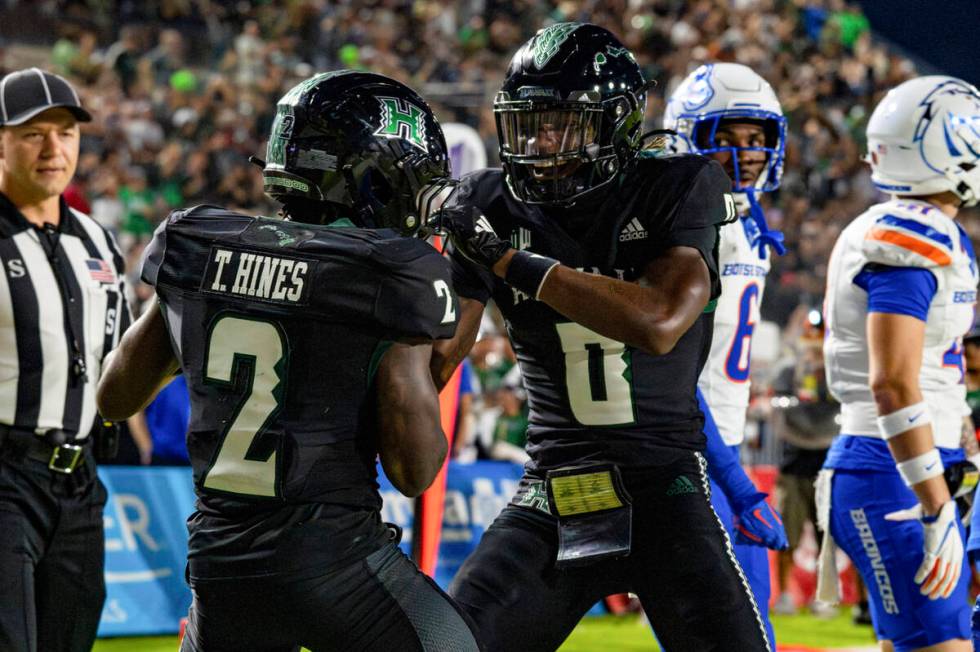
[619,218,648,242]
[666,475,698,496]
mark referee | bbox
[0,68,131,651]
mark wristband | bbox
[896,449,944,486]
[505,250,560,300]
[877,402,932,440]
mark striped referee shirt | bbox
[0,191,131,440]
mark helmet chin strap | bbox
[742,189,785,259]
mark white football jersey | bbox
[824,199,977,449]
[698,209,772,445]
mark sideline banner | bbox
[381,460,524,588]
[98,466,196,636]
[97,461,524,636]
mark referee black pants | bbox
[0,452,106,652]
[449,449,771,652]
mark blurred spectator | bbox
[452,358,479,462]
[488,383,530,465]
[770,310,838,616]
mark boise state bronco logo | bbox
[374,97,428,153]
[532,23,581,69]
[681,64,716,111]
[913,79,980,174]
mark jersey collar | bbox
[0,192,90,240]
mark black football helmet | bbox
[262,70,452,235]
[494,23,647,206]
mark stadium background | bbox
[1,0,979,649]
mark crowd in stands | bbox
[1,0,976,466]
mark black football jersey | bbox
[448,154,732,473]
[142,206,458,513]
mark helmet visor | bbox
[498,108,602,162]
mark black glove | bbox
[439,206,512,270]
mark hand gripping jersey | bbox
[448,154,732,473]
[824,199,977,448]
[697,203,771,446]
[142,206,458,511]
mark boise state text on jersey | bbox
[448,154,732,473]
[698,209,772,446]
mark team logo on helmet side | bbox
[912,81,980,173]
[374,97,429,153]
[532,23,582,69]
[682,64,716,111]
[911,80,980,174]
[593,45,636,74]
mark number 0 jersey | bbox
[142,206,458,514]
[824,198,977,449]
[449,154,732,473]
[697,210,771,446]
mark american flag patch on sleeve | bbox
[86,258,116,284]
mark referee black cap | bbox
[0,67,92,126]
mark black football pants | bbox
[181,540,480,652]
[449,450,771,652]
[0,454,106,652]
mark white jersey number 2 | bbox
[556,322,636,426]
[201,315,286,497]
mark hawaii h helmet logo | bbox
[375,97,429,153]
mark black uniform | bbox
[0,195,131,652]
[448,155,772,651]
[143,206,477,652]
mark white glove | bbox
[885,500,963,599]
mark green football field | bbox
[92,609,877,651]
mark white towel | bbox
[814,469,840,604]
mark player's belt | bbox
[520,464,634,568]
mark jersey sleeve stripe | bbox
[864,228,952,266]
[874,214,953,249]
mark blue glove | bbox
[699,390,788,550]
[733,493,789,551]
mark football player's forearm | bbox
[378,404,447,496]
[97,303,179,421]
[888,437,950,515]
[868,313,950,513]
[532,250,710,356]
[378,342,449,496]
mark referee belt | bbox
[0,425,89,474]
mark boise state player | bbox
[820,77,980,652]
[432,24,770,651]
[96,72,479,652]
[663,62,790,645]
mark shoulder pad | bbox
[372,238,459,340]
[861,212,955,268]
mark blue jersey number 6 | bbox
[725,282,759,383]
